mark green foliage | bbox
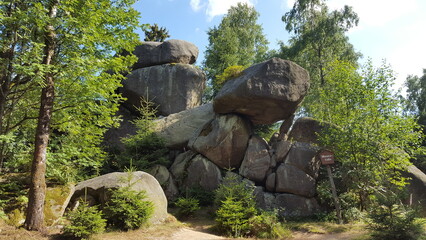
[214,172,256,209]
[204,3,268,97]
[310,60,423,210]
[0,175,28,213]
[0,0,141,182]
[143,23,170,42]
[253,123,280,141]
[103,187,154,230]
[63,203,106,240]
[216,196,257,237]
[368,188,425,240]
[175,197,200,218]
[214,65,246,91]
[280,0,361,113]
[119,98,169,171]
[248,210,291,239]
[185,186,215,206]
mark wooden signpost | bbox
[319,150,342,224]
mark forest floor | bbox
[0,207,376,240]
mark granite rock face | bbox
[121,63,206,116]
[213,58,310,125]
[153,103,215,149]
[239,136,272,182]
[188,114,251,169]
[131,39,199,69]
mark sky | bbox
[133,0,426,90]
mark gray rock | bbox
[275,164,316,197]
[121,63,205,116]
[274,193,320,218]
[132,39,199,69]
[239,136,271,182]
[153,103,215,148]
[147,165,179,201]
[188,114,251,169]
[265,173,276,192]
[70,172,168,224]
[213,58,310,125]
[183,154,222,191]
[279,114,295,140]
[169,150,197,184]
[103,106,138,151]
[272,140,292,163]
[285,142,321,179]
[45,184,75,226]
[288,117,327,144]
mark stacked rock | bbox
[120,39,206,116]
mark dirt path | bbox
[171,227,226,240]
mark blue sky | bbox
[134,0,426,89]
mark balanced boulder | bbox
[213,58,310,125]
[132,39,199,69]
[121,63,205,116]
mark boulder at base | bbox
[69,171,168,224]
[275,163,316,197]
[153,103,215,149]
[121,63,205,116]
[213,58,310,125]
[274,193,320,218]
[182,154,222,191]
[188,114,251,169]
[132,39,199,69]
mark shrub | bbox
[175,197,200,218]
[185,186,215,206]
[214,172,256,209]
[216,196,257,237]
[103,187,154,230]
[63,203,106,240]
[248,210,291,239]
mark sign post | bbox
[319,150,342,224]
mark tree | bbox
[280,0,361,113]
[143,23,170,42]
[310,60,423,210]
[203,3,268,95]
[404,70,426,172]
[0,0,140,231]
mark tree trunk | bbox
[24,0,58,231]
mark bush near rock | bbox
[213,58,310,125]
[69,171,168,224]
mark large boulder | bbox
[188,114,251,169]
[275,164,316,197]
[121,63,205,116]
[132,39,199,69]
[153,103,215,149]
[284,142,321,179]
[288,117,326,144]
[239,136,272,182]
[103,106,137,151]
[274,193,320,218]
[45,184,75,226]
[169,150,197,185]
[183,154,222,191]
[271,140,292,163]
[69,172,168,224]
[213,58,310,125]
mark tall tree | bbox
[310,60,423,209]
[203,3,268,95]
[0,0,140,231]
[280,0,360,113]
[143,23,170,42]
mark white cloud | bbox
[190,0,255,21]
[190,0,203,12]
[327,0,417,28]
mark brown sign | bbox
[319,150,335,165]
